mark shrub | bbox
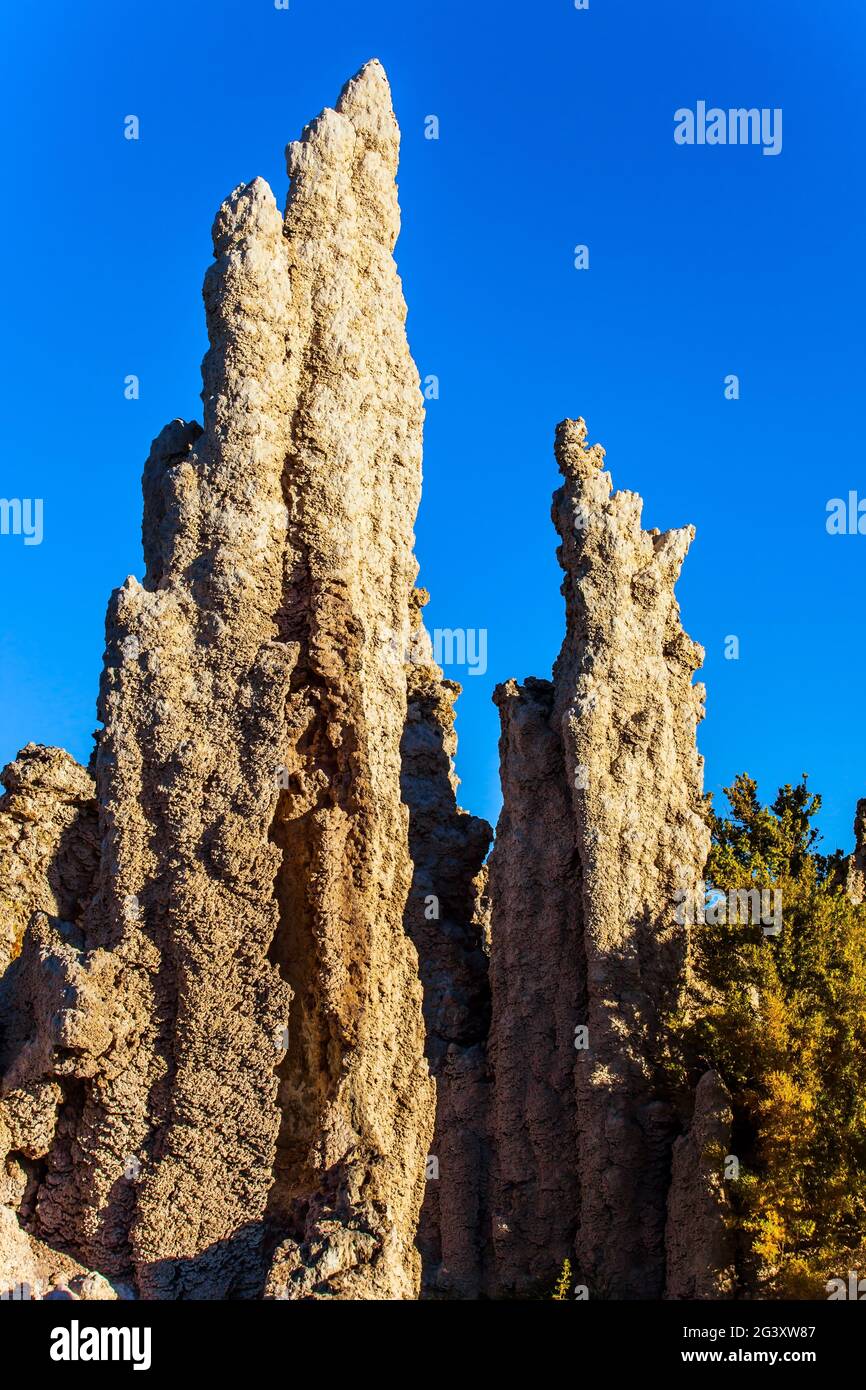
[678,775,866,1297]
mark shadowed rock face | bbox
[0,747,98,980]
[400,589,493,1298]
[665,1070,736,1299]
[486,676,583,1296]
[0,60,434,1302]
[486,419,711,1299]
[0,747,103,1298]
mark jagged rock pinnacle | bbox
[0,63,430,1304]
[486,418,710,1298]
[554,416,607,479]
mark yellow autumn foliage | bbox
[675,775,866,1297]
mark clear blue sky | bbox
[1,0,864,851]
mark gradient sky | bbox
[1,0,864,851]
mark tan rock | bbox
[487,418,710,1298]
[0,59,433,1302]
[486,675,582,1297]
[0,745,97,977]
[400,589,492,1297]
[846,799,866,905]
[665,1070,736,1299]
[261,59,433,1301]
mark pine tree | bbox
[678,775,866,1297]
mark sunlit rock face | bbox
[486,419,711,1299]
[0,60,434,1302]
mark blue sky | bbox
[1,0,863,850]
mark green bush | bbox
[676,775,866,1297]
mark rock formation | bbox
[486,419,711,1298]
[664,1070,736,1299]
[400,589,492,1297]
[0,68,760,1305]
[0,746,98,980]
[486,676,583,1295]
[1,59,434,1302]
[847,799,866,905]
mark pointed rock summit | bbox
[485,418,711,1298]
[1,61,434,1302]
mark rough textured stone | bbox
[0,72,727,1306]
[0,746,102,1297]
[261,60,433,1301]
[0,746,98,978]
[400,589,492,1297]
[0,59,433,1302]
[665,1070,736,1299]
[486,418,710,1298]
[486,676,583,1296]
[846,799,866,905]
